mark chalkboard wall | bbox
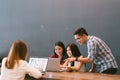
[0,0,120,73]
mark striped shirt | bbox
[87,36,118,72]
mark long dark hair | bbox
[66,43,81,66]
[54,41,68,60]
[66,43,81,57]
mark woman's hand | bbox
[66,66,72,72]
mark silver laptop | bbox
[28,57,48,75]
[47,58,61,72]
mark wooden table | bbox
[25,71,120,80]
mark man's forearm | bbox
[77,57,92,63]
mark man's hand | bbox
[66,57,76,62]
[89,69,94,72]
[89,63,96,72]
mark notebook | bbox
[28,57,48,75]
[47,58,61,72]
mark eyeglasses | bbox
[75,36,83,41]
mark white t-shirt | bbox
[0,57,42,80]
[68,61,86,72]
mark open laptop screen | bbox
[28,57,48,74]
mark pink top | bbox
[49,53,65,65]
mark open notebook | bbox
[28,57,48,75]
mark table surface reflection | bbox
[25,71,120,80]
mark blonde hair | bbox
[5,40,28,69]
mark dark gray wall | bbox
[0,0,120,73]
